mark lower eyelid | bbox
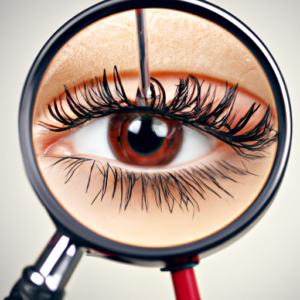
[37,143,254,216]
[34,143,278,247]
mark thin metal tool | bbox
[135,9,151,106]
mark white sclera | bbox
[47,117,117,160]
[170,125,215,166]
[46,116,215,166]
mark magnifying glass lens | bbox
[33,9,278,248]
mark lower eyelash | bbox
[48,156,254,213]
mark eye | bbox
[45,111,215,167]
[38,67,275,200]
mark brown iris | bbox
[108,113,183,166]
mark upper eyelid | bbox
[40,69,231,130]
[36,71,275,116]
[39,68,277,160]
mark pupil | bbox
[127,115,167,156]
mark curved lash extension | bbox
[49,156,253,213]
[40,66,277,159]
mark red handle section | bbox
[171,268,201,300]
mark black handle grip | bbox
[5,232,83,300]
[5,267,64,300]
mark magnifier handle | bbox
[171,268,201,300]
[5,231,84,300]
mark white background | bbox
[0,0,299,299]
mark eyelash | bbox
[40,66,278,211]
[40,66,277,160]
[49,156,253,212]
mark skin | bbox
[32,9,278,247]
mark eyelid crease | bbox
[39,66,278,160]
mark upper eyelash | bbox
[39,66,278,159]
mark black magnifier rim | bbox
[19,0,292,262]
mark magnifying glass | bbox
[5,0,291,299]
